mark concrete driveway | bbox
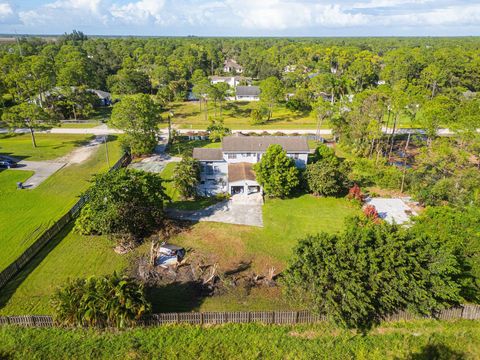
[166,197,264,227]
[9,160,66,189]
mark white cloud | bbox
[19,0,108,27]
[0,2,18,23]
[227,0,369,30]
[6,0,480,34]
[110,0,169,25]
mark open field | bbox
[0,224,135,315]
[1,320,480,359]
[0,133,94,161]
[0,194,359,314]
[0,137,122,272]
[154,195,360,312]
[164,101,422,130]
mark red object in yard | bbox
[347,184,363,202]
[363,205,379,220]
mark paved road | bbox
[2,126,478,136]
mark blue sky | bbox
[2,0,480,36]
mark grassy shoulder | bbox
[0,137,123,272]
[0,133,94,161]
[1,320,479,359]
[57,122,101,129]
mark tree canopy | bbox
[253,144,300,198]
[74,168,168,244]
[282,216,464,332]
[109,94,161,155]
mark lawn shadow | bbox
[147,281,208,313]
[0,222,74,311]
[399,343,466,360]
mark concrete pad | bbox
[365,197,417,224]
[10,160,66,189]
[167,200,264,227]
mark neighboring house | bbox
[224,59,244,73]
[235,86,260,101]
[193,136,309,196]
[35,87,112,107]
[87,89,112,106]
[210,76,251,88]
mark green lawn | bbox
[165,101,319,130]
[164,101,423,130]
[167,138,221,157]
[58,122,101,128]
[1,320,480,359]
[0,193,359,314]
[162,195,360,312]
[0,224,134,315]
[0,137,122,272]
[0,133,94,161]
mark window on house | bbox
[292,153,299,159]
[214,166,220,173]
[228,153,237,159]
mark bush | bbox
[253,144,300,198]
[75,169,168,243]
[282,216,464,333]
[173,156,200,199]
[51,272,150,328]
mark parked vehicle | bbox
[0,159,17,168]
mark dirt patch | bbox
[289,330,319,339]
[57,136,103,165]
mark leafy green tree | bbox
[259,76,284,120]
[51,272,150,328]
[250,104,269,125]
[282,216,463,333]
[110,94,161,155]
[306,145,349,196]
[253,144,300,198]
[2,103,55,147]
[410,206,480,302]
[75,169,167,243]
[418,95,455,145]
[107,68,151,95]
[207,118,231,142]
[173,156,200,199]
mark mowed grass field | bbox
[1,320,480,359]
[0,224,135,315]
[154,195,360,312]
[0,193,359,314]
[165,101,319,130]
[164,101,422,130]
[0,136,122,272]
[0,133,94,161]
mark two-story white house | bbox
[192,136,309,196]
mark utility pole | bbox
[104,135,110,167]
[400,132,411,193]
[14,30,23,57]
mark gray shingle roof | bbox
[192,148,223,161]
[235,86,260,97]
[222,136,309,153]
